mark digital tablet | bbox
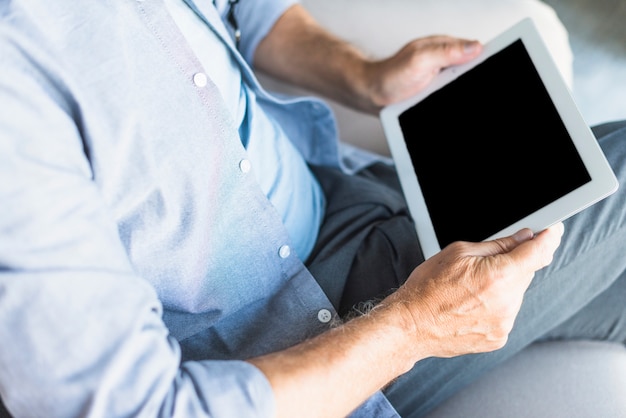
[380,18,619,259]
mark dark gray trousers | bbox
[306,121,626,417]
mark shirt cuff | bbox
[169,360,276,417]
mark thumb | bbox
[478,228,535,257]
[424,38,482,69]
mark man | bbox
[0,0,624,417]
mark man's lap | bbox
[308,121,626,417]
[537,121,626,342]
[388,121,626,416]
[306,163,423,316]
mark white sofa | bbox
[258,1,626,416]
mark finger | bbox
[421,37,482,70]
[466,228,535,259]
[508,222,565,272]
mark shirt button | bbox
[317,309,332,323]
[278,245,291,259]
[239,158,251,174]
[193,72,208,87]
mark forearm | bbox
[254,5,484,116]
[248,303,424,418]
[254,4,377,113]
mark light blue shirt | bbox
[0,0,395,417]
[166,0,324,260]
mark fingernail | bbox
[513,228,534,242]
[463,41,479,54]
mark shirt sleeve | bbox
[233,0,299,65]
[0,28,275,418]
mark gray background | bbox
[543,0,626,126]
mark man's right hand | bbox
[383,223,564,360]
[248,223,563,418]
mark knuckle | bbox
[488,327,510,350]
[443,241,471,258]
[491,335,509,350]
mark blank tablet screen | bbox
[398,39,591,248]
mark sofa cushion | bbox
[425,340,626,418]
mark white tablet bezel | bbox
[380,18,619,259]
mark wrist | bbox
[344,58,390,115]
[358,298,430,375]
[375,291,439,366]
